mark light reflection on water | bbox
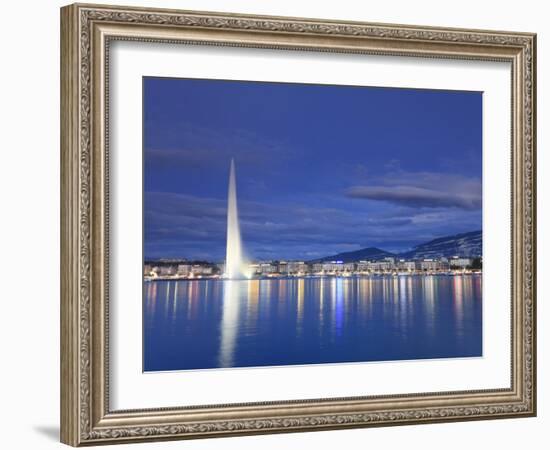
[144,275,482,372]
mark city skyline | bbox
[144,77,482,261]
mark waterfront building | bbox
[259,262,277,274]
[367,261,392,271]
[287,261,307,274]
[450,257,473,268]
[312,263,324,273]
[398,260,418,271]
[159,266,176,276]
[177,264,191,276]
[419,259,450,271]
[343,262,356,272]
[322,261,344,272]
[191,265,213,275]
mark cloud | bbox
[145,123,293,170]
[345,171,481,210]
[143,189,481,260]
[346,185,481,209]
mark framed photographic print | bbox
[60,3,537,446]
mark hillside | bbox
[399,230,482,260]
[314,230,482,262]
[311,247,396,263]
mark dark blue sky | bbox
[144,77,482,261]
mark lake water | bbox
[143,275,482,371]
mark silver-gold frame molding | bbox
[60,3,537,446]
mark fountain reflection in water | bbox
[219,280,240,367]
[224,159,249,279]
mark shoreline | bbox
[144,271,482,282]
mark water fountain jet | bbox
[224,159,249,279]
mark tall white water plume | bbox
[224,159,248,279]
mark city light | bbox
[144,255,481,282]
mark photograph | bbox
[142,77,483,372]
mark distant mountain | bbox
[313,230,482,263]
[399,230,482,260]
[311,247,396,263]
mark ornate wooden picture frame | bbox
[61,3,536,446]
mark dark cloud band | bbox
[346,185,481,210]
